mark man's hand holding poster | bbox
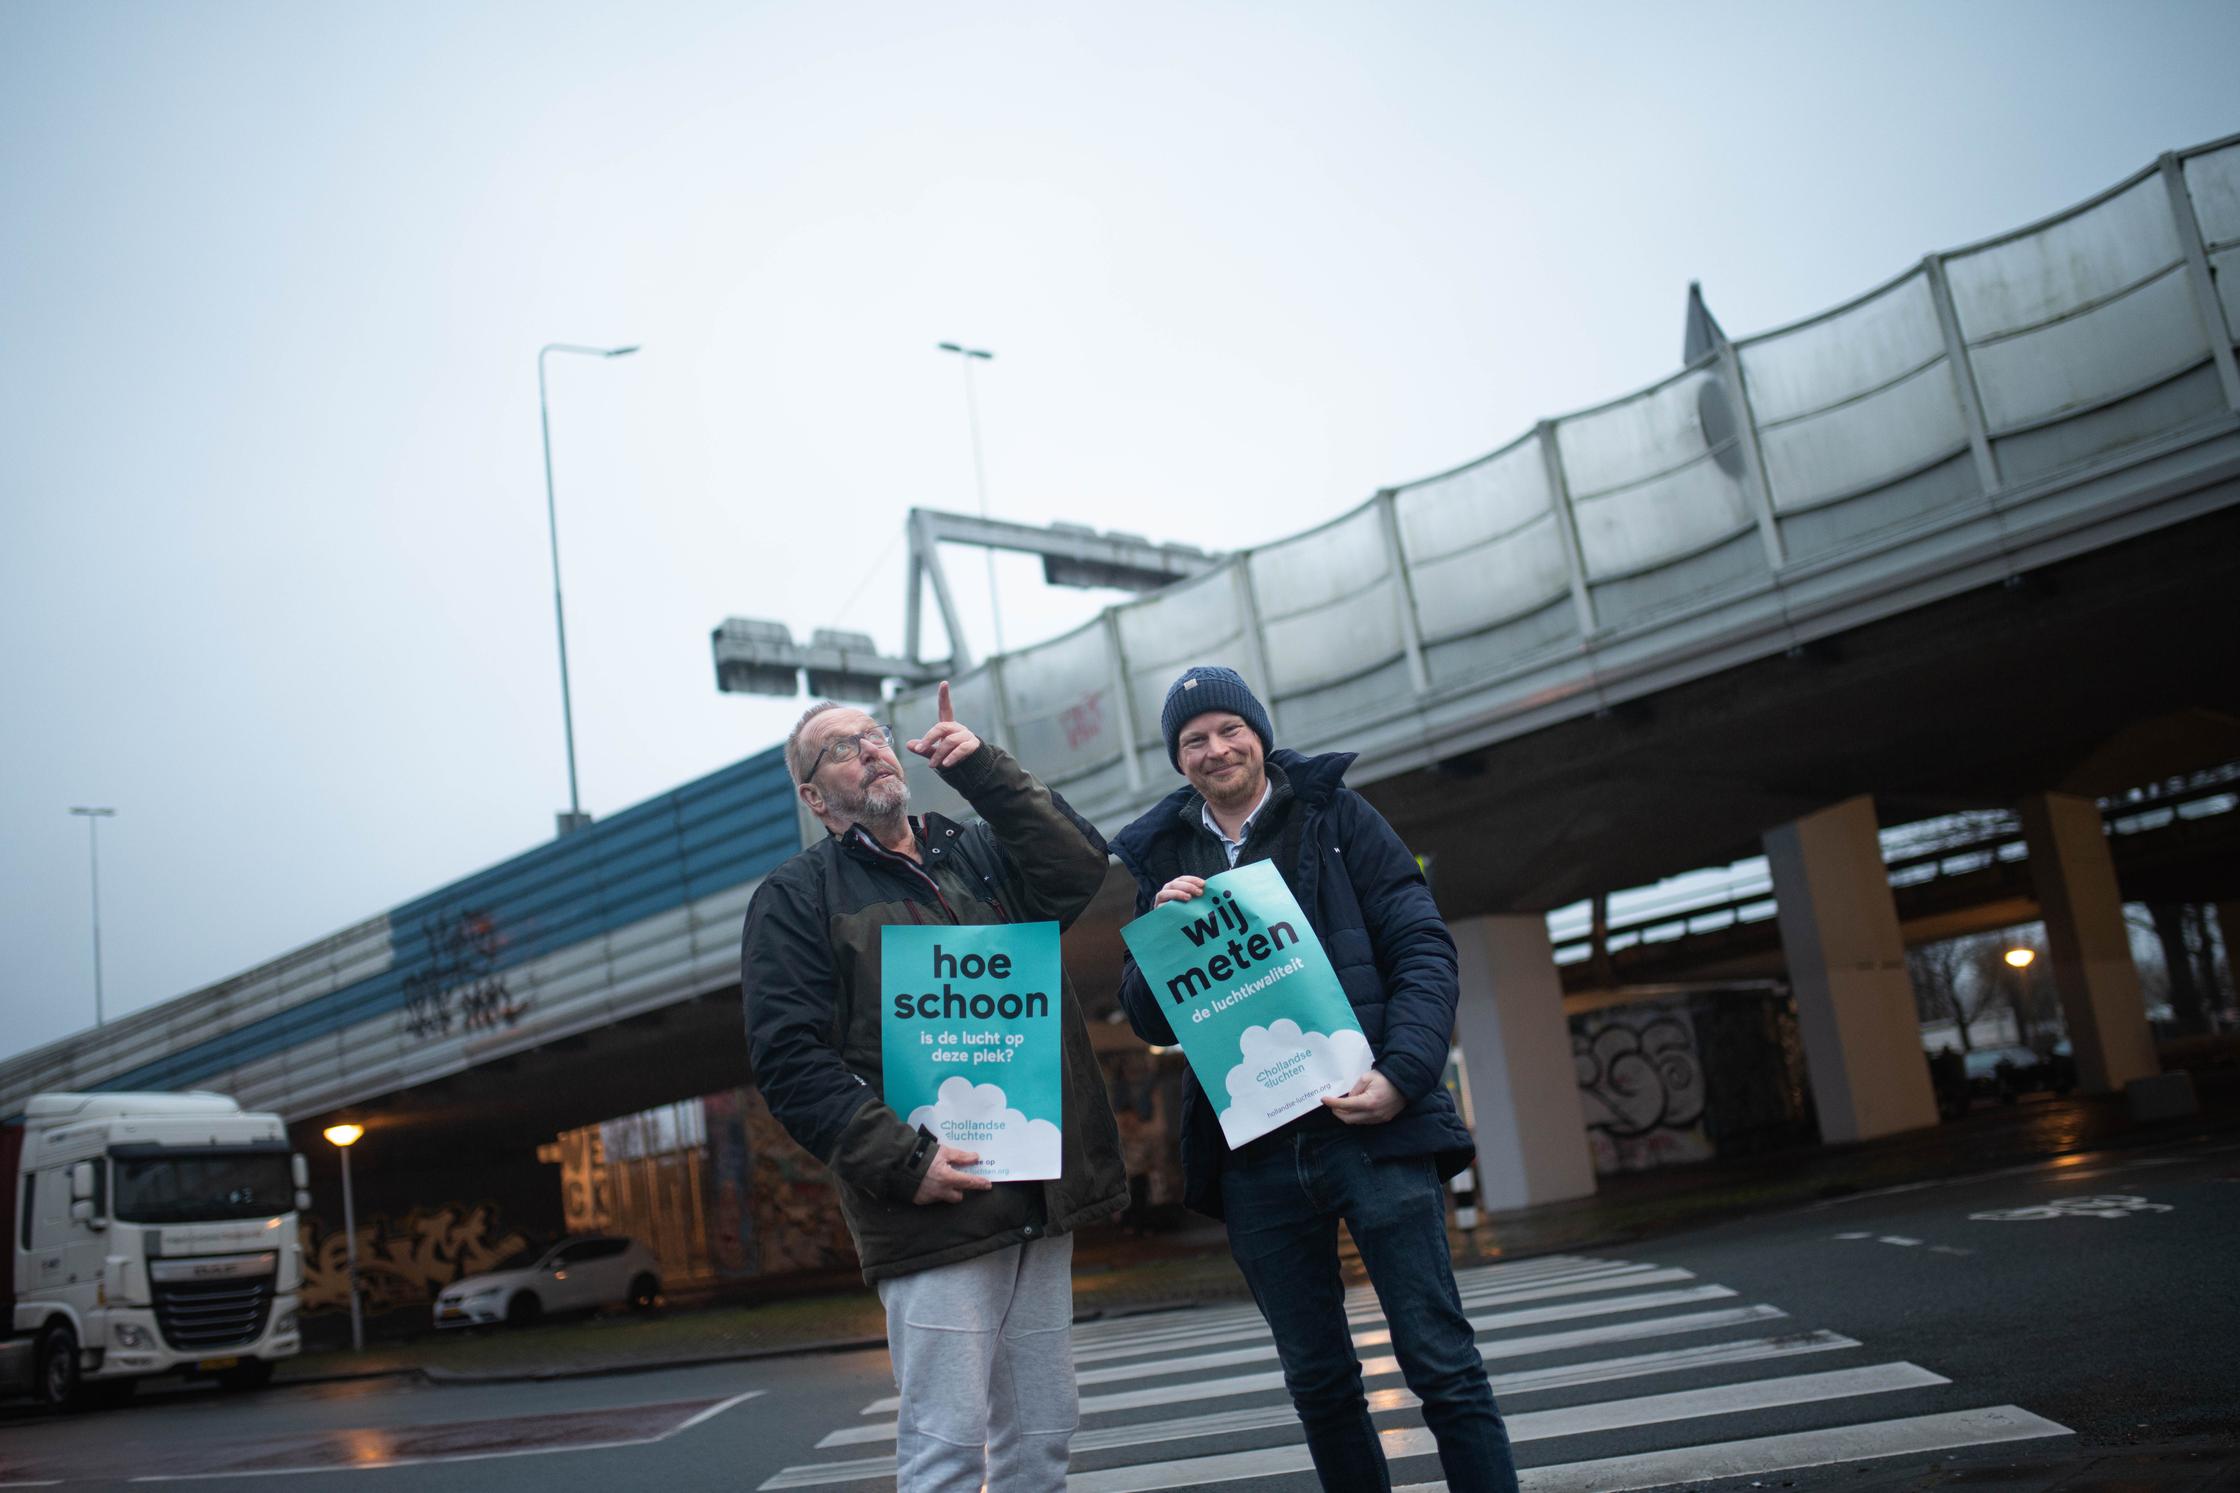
[882,922,1063,1181]
[1119,859,1372,1147]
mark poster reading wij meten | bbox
[1120,859,1372,1148]
[880,921,1062,1181]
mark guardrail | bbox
[890,136,2240,832]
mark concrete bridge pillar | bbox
[1448,914,1598,1211]
[1764,796,1939,1143]
[2018,793,2158,1093]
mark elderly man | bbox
[742,683,1128,1493]
[1112,665,1519,1493]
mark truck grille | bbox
[153,1277,274,1351]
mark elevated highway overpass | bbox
[6,135,2237,1271]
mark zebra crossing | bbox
[757,1252,2071,1492]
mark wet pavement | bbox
[270,1070,2240,1390]
[20,1067,2219,1492]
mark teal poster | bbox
[881,922,1063,1181]
[1119,859,1372,1147]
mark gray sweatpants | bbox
[876,1233,1078,1493]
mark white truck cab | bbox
[3,1091,308,1407]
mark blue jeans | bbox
[1223,1128,1519,1493]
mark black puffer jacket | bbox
[1112,749,1477,1219]
[741,743,1129,1282]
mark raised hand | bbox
[912,1142,996,1204]
[906,680,982,769]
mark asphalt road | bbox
[4,1131,2234,1492]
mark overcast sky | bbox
[5,1,2236,1064]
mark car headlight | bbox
[273,1309,298,1336]
[114,1322,154,1349]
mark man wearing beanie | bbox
[1110,665,1519,1493]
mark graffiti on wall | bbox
[1574,1005,1711,1174]
[1059,689,1106,751]
[702,1090,756,1277]
[400,907,530,1041]
[740,1087,856,1274]
[298,1203,531,1313]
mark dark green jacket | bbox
[740,743,1129,1281]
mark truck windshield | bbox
[113,1149,295,1224]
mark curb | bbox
[416,1332,894,1385]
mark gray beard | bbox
[828,769,910,838]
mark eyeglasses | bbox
[802,724,894,781]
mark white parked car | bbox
[433,1236,661,1329]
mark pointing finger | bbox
[937,679,955,724]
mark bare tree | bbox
[1907,939,1971,1046]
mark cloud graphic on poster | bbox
[907,1076,1060,1178]
[1219,1019,1375,1146]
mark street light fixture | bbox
[67,806,115,1027]
[2003,948,2036,970]
[935,342,1004,656]
[322,1123,366,1351]
[537,341,640,838]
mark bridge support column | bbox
[2018,793,2158,1094]
[1764,797,1939,1143]
[1449,915,1598,1211]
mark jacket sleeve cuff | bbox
[1374,1051,1438,1105]
[830,1101,938,1203]
[934,740,1000,797]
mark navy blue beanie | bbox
[1160,666,1274,769]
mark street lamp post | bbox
[2004,947,2037,1047]
[935,342,1004,656]
[323,1124,365,1351]
[67,806,115,1027]
[537,341,640,838]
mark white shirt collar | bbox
[1201,780,1273,866]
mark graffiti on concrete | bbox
[400,907,530,1041]
[299,1203,531,1313]
[1574,1006,1711,1174]
[1060,689,1106,751]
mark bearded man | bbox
[742,683,1127,1493]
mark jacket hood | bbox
[1110,748,1357,878]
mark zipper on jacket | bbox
[850,825,964,923]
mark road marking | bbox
[1075,1270,1701,1365]
[821,1329,1866,1448]
[1972,1193,2174,1221]
[1069,1264,1669,1362]
[783,1248,2074,1493]
[859,1302,1791,1413]
[129,1389,764,1482]
[775,1365,1951,1491]
[1397,1405,2072,1491]
[1068,1405,2069,1493]
[1878,1235,1922,1246]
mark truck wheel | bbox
[629,1274,660,1312]
[220,1360,276,1392]
[35,1321,81,1410]
[505,1292,542,1328]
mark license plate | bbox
[438,1308,463,1319]
[197,1356,240,1372]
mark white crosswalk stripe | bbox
[758,1254,2072,1492]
